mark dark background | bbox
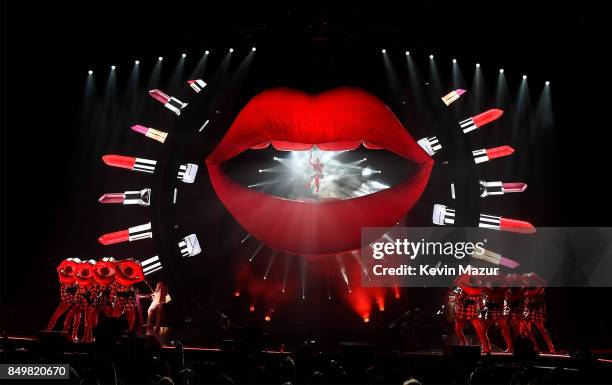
[1,1,610,350]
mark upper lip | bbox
[207,87,433,256]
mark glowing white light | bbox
[362,158,367,161]
[182,53,187,58]
[205,50,210,55]
[452,59,457,63]
[259,169,263,173]
[523,75,527,79]
[158,56,163,61]
[229,48,234,53]
[545,81,550,86]
[135,60,140,64]
[362,168,381,177]
[476,63,480,68]
[111,65,116,70]
[381,49,386,53]
[252,47,256,52]
[429,54,434,59]
[88,70,93,75]
[499,68,504,73]
[405,50,410,55]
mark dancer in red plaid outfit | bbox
[46,258,80,331]
[523,272,555,353]
[84,258,117,342]
[453,274,490,353]
[481,275,513,353]
[63,260,96,341]
[505,273,529,339]
[112,259,144,331]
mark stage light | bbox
[229,48,234,53]
[158,56,163,61]
[381,49,386,53]
[452,58,457,63]
[405,50,410,55]
[545,81,550,86]
[111,65,116,70]
[258,169,263,173]
[182,53,186,58]
[234,291,240,297]
[362,157,367,161]
[264,315,271,322]
[362,168,381,177]
[363,317,370,323]
[249,305,255,312]
[273,157,280,161]
[205,50,210,55]
[429,54,434,59]
[252,47,256,52]
[499,68,504,73]
[476,63,481,68]
[88,70,93,75]
[135,60,140,64]
[523,75,527,79]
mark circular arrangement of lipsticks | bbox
[92,50,540,313]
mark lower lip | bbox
[208,162,432,256]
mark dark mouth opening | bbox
[222,145,419,201]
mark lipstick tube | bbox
[459,109,503,133]
[417,136,442,156]
[433,204,536,234]
[187,79,207,93]
[179,233,202,257]
[149,89,188,115]
[102,154,157,174]
[441,89,466,106]
[472,145,514,164]
[177,163,198,183]
[432,204,455,225]
[470,248,520,268]
[130,125,168,143]
[479,214,536,234]
[98,188,151,206]
[480,181,527,197]
[98,222,152,245]
[141,255,162,276]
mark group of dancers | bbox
[451,272,555,354]
[46,258,168,342]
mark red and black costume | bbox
[523,273,555,353]
[64,260,96,341]
[481,275,513,352]
[46,258,79,331]
[452,274,491,353]
[112,259,144,331]
[84,258,117,342]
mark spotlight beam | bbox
[249,243,264,262]
[263,251,277,280]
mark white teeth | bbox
[252,141,383,151]
[250,140,384,151]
